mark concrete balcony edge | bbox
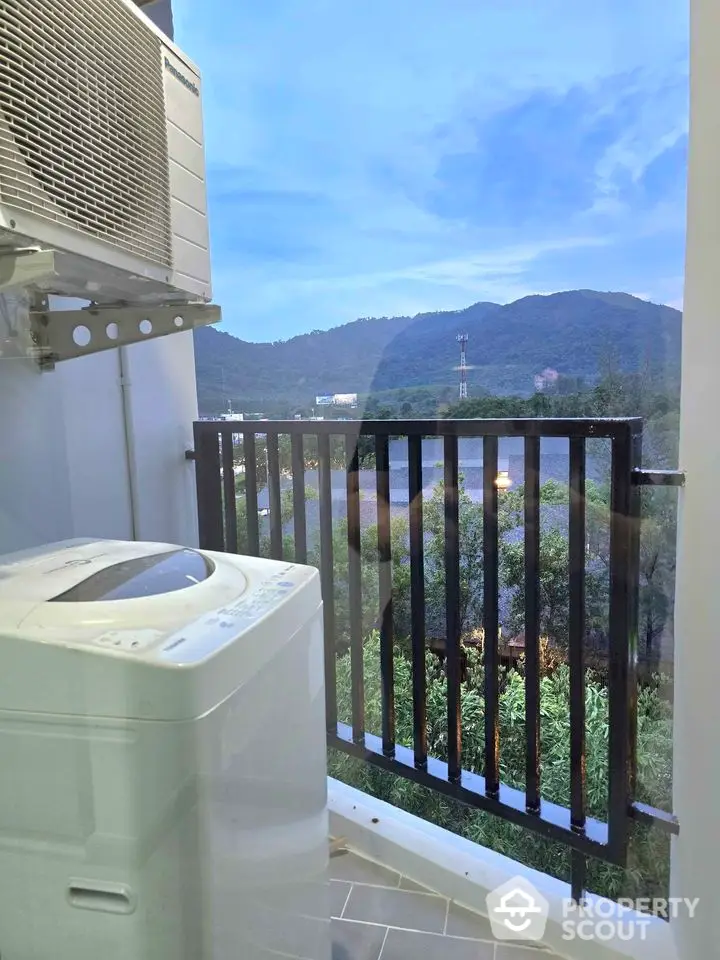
[327,778,678,960]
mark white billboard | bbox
[315,393,358,407]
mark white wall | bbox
[671,1,720,957]
[122,330,199,546]
[0,314,75,550]
[55,345,134,543]
[0,293,199,555]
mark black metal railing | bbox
[192,417,679,902]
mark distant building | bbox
[534,368,560,392]
[218,401,243,421]
[315,393,358,407]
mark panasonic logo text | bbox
[164,57,199,96]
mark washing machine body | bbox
[0,539,329,960]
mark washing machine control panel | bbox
[158,564,311,664]
[93,629,164,653]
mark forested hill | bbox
[194,290,681,415]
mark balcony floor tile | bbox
[397,876,433,892]
[496,945,555,958]
[341,885,448,933]
[446,902,498,941]
[380,928,495,960]
[330,880,353,918]
[331,918,388,960]
[329,852,401,888]
[326,850,563,959]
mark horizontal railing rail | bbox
[192,416,679,903]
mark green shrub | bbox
[329,633,673,902]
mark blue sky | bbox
[173,0,688,342]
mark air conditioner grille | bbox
[0,0,172,268]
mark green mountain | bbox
[194,290,681,416]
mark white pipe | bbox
[118,346,139,540]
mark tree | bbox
[234,371,680,665]
[502,529,573,645]
[581,482,677,663]
[306,514,410,648]
[423,477,490,640]
[637,488,677,662]
[329,634,673,904]
[235,474,317,559]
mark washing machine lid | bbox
[0,538,222,610]
[49,546,215,602]
[0,539,322,720]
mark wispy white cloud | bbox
[289,233,608,291]
[592,68,688,211]
[173,0,689,339]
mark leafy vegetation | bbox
[329,635,672,903]
[445,368,679,469]
[234,452,675,899]
[290,462,675,669]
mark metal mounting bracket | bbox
[29,301,221,368]
[0,248,57,293]
[632,468,686,487]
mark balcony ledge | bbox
[328,779,678,960]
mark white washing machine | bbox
[0,539,329,960]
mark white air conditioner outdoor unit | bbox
[0,0,213,307]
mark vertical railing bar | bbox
[483,435,500,797]
[221,430,238,553]
[243,431,260,556]
[607,426,635,862]
[408,433,428,769]
[627,425,643,802]
[204,417,645,874]
[267,432,283,560]
[571,850,587,907]
[193,424,224,551]
[318,433,337,733]
[346,436,365,743]
[291,433,308,563]
[445,434,462,783]
[376,434,396,757]
[569,437,587,832]
[524,435,541,813]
